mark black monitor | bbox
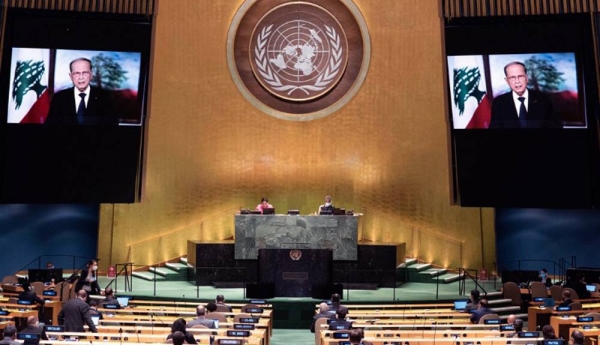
[28,268,63,283]
[262,208,275,215]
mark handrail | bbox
[13,255,98,278]
[457,268,487,296]
[494,257,576,285]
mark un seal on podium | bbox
[227,0,370,121]
[289,249,302,261]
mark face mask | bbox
[541,273,546,280]
[92,265,98,271]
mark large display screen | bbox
[0,8,152,203]
[445,14,600,208]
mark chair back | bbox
[530,282,547,299]
[478,313,500,324]
[550,285,563,300]
[2,275,18,284]
[503,282,522,306]
[241,304,260,313]
[563,287,579,300]
[314,317,330,345]
[208,312,227,323]
[233,313,251,323]
[190,324,208,329]
[584,312,600,321]
[569,302,583,311]
[31,281,44,296]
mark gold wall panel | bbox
[98,0,496,273]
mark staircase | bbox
[398,257,463,284]
[131,257,189,282]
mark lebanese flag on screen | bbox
[448,55,492,129]
[7,48,51,124]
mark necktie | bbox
[77,93,86,125]
[518,96,527,128]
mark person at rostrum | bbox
[58,290,98,333]
[318,195,334,214]
[46,57,118,125]
[255,197,273,214]
[490,61,560,129]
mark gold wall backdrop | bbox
[97,0,496,274]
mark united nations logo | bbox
[289,249,302,261]
[250,4,348,101]
[227,0,371,121]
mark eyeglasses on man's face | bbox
[506,75,527,83]
[71,71,91,78]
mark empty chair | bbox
[479,313,500,324]
[503,282,522,306]
[530,282,548,300]
[208,312,227,323]
[550,285,563,300]
[584,312,600,321]
[569,302,582,311]
[563,287,579,300]
[232,313,251,323]
[2,275,17,284]
[31,281,44,296]
[241,303,260,313]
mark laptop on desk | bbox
[262,208,275,215]
[453,300,467,311]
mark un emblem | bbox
[250,5,348,101]
[228,0,370,121]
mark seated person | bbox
[18,281,45,306]
[310,302,333,333]
[329,306,352,330]
[166,318,197,344]
[255,198,273,214]
[507,319,523,338]
[0,324,19,345]
[318,195,334,214]
[557,290,573,308]
[469,299,493,324]
[215,294,232,312]
[99,287,119,308]
[329,293,342,313]
[171,331,185,345]
[464,289,480,312]
[540,268,552,288]
[348,329,363,345]
[542,325,558,340]
[21,316,48,341]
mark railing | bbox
[3,0,156,15]
[457,268,488,296]
[14,254,98,278]
[494,257,576,286]
[442,0,600,18]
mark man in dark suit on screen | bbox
[490,61,561,129]
[45,57,118,125]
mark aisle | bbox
[270,329,314,345]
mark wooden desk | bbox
[528,306,600,331]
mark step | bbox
[418,268,448,278]
[165,262,188,272]
[490,305,521,314]
[441,273,463,283]
[398,258,418,268]
[409,263,432,272]
[132,271,166,282]
[148,266,176,277]
[488,298,512,306]
[180,257,188,265]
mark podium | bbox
[258,248,332,297]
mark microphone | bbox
[432,321,437,345]
[150,314,154,335]
[134,324,140,343]
[118,327,123,345]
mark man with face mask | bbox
[318,195,334,215]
